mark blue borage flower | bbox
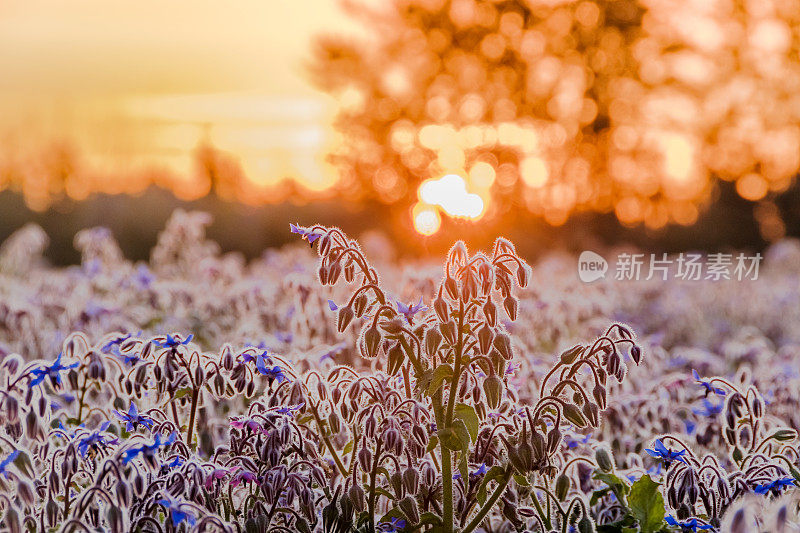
[157,495,197,527]
[113,402,155,432]
[665,515,712,531]
[122,432,178,465]
[692,370,726,396]
[453,462,489,480]
[101,333,132,353]
[273,403,304,415]
[29,352,79,388]
[396,297,428,324]
[753,477,796,495]
[76,421,119,457]
[327,299,339,311]
[564,432,592,449]
[254,354,287,382]
[0,451,19,479]
[692,398,723,418]
[378,517,406,532]
[290,223,323,245]
[155,334,193,349]
[645,439,687,464]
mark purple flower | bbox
[274,403,304,415]
[157,495,197,527]
[396,297,428,324]
[754,477,796,495]
[665,515,712,531]
[255,355,287,383]
[29,352,79,388]
[645,439,686,464]
[114,403,155,432]
[378,517,406,532]
[327,299,339,311]
[692,398,723,418]
[155,334,193,349]
[204,467,232,490]
[122,432,177,465]
[565,432,592,449]
[290,223,323,245]
[692,370,726,396]
[101,333,132,353]
[230,468,258,488]
[0,451,19,479]
[77,421,119,457]
[133,264,155,288]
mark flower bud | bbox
[402,467,419,494]
[503,296,518,321]
[361,326,381,359]
[337,306,355,332]
[358,446,372,472]
[425,327,442,356]
[493,333,513,360]
[483,374,503,410]
[562,404,587,428]
[387,343,405,376]
[630,345,642,365]
[483,299,497,327]
[477,325,494,355]
[440,320,457,345]
[348,483,366,513]
[595,446,613,472]
[555,473,570,501]
[444,276,459,300]
[399,496,420,524]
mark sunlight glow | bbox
[419,174,484,219]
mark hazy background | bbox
[1,0,798,262]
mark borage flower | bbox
[114,402,155,432]
[290,223,323,246]
[753,477,796,495]
[378,517,406,533]
[645,439,686,464]
[77,421,119,457]
[692,398,723,418]
[157,495,197,527]
[256,358,287,383]
[0,451,19,479]
[155,334,193,350]
[692,370,726,397]
[396,297,428,324]
[273,403,304,416]
[230,468,258,488]
[122,432,177,466]
[29,352,79,388]
[665,515,712,531]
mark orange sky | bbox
[0,0,374,193]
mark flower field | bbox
[0,210,799,532]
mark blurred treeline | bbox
[1,180,796,266]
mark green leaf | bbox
[454,403,480,442]
[476,466,507,505]
[452,419,470,452]
[593,471,630,505]
[427,364,454,396]
[426,435,439,454]
[343,440,353,455]
[628,475,666,533]
[513,474,530,487]
[458,453,468,483]
[172,387,193,400]
[437,427,463,451]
